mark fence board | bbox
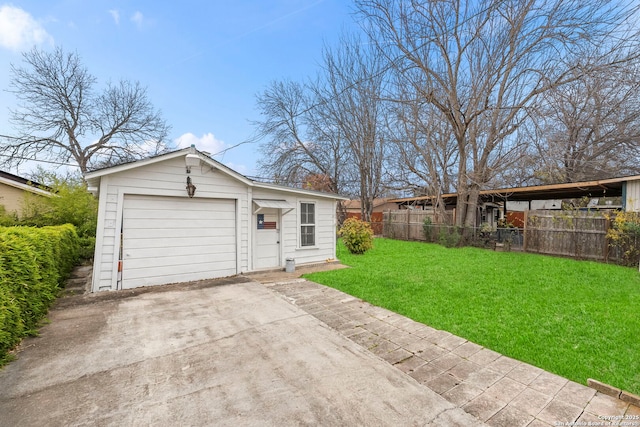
[383,210,453,241]
[525,210,608,260]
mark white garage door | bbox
[122,195,236,289]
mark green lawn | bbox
[305,238,640,395]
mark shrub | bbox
[422,216,433,241]
[339,218,374,254]
[606,211,640,267]
[0,224,80,365]
[438,226,462,248]
[0,205,18,227]
[20,171,97,260]
[0,286,23,365]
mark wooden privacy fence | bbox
[383,210,454,241]
[382,209,637,265]
[346,212,384,235]
[524,211,609,261]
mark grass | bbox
[305,238,640,395]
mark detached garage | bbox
[86,146,347,292]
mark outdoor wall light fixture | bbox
[186,176,196,198]
[185,152,199,197]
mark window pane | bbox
[300,202,315,225]
[307,203,315,224]
[301,226,315,246]
[300,203,315,246]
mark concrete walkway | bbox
[263,277,640,427]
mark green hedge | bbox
[0,224,80,364]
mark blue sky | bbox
[0,1,357,178]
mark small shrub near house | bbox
[606,211,640,267]
[339,218,374,254]
[439,226,462,248]
[0,206,18,227]
[0,224,80,365]
[19,171,98,260]
[422,216,434,241]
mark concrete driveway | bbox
[0,277,484,426]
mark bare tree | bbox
[253,79,349,195]
[253,32,389,224]
[386,81,458,220]
[1,47,171,174]
[312,33,388,222]
[528,64,640,183]
[357,0,640,228]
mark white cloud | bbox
[131,11,144,29]
[108,9,120,25]
[0,5,53,51]
[175,132,227,157]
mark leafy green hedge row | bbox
[0,224,80,363]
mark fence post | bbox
[571,213,580,258]
[604,217,610,262]
[382,211,388,238]
[523,210,528,252]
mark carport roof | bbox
[390,175,636,205]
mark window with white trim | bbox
[300,202,315,247]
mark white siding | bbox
[251,189,338,268]
[626,179,640,212]
[293,198,337,264]
[506,201,529,212]
[531,200,562,210]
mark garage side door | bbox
[122,195,236,289]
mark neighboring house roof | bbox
[390,175,637,205]
[0,170,52,197]
[85,146,349,201]
[344,198,397,210]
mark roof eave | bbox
[84,148,192,180]
[84,148,255,189]
[82,148,347,200]
[0,176,53,197]
[253,181,349,201]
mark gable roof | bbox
[85,147,253,185]
[0,170,53,197]
[84,146,348,201]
